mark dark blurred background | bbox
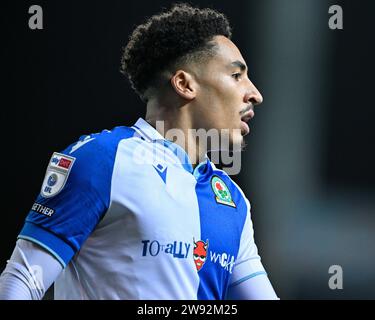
[1,0,374,299]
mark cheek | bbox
[216,79,241,108]
[202,73,234,96]
[198,76,241,124]
[209,79,238,110]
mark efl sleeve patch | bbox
[40,152,75,198]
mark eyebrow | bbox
[230,60,247,72]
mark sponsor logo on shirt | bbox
[141,240,190,259]
[141,238,236,274]
[209,251,235,274]
[31,202,55,217]
[193,238,235,274]
[193,238,209,271]
[57,157,72,169]
[50,154,74,170]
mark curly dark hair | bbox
[120,3,232,100]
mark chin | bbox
[229,134,245,152]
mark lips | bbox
[240,109,255,135]
[241,121,250,135]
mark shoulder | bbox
[64,126,136,157]
[44,126,137,187]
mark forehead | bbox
[209,35,247,68]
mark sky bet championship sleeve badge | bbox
[211,176,236,208]
[40,152,75,198]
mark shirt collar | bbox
[132,118,211,177]
[132,118,165,142]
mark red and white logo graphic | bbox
[58,158,72,169]
[193,238,209,272]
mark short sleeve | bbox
[18,136,116,268]
[229,198,267,287]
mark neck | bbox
[145,101,206,168]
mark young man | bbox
[0,3,278,300]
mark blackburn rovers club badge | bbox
[211,176,236,207]
[40,152,75,198]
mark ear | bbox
[170,70,197,100]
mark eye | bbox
[232,72,242,80]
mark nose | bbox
[244,81,263,106]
